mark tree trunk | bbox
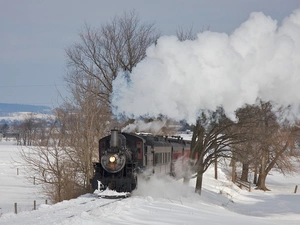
[253,166,258,185]
[256,172,269,191]
[214,149,218,180]
[231,158,236,183]
[241,163,249,182]
[256,149,270,191]
[195,171,203,195]
[195,162,204,195]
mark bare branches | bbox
[190,108,242,194]
[234,101,299,190]
[18,121,80,203]
[176,24,209,41]
[65,10,159,107]
[190,101,300,194]
[176,25,198,41]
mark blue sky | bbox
[1,0,299,108]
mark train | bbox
[90,129,191,194]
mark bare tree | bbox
[189,108,241,194]
[55,80,110,192]
[234,104,263,183]
[19,121,79,203]
[176,25,198,41]
[65,10,159,108]
[235,101,300,190]
[14,113,45,146]
[176,24,209,41]
[255,102,298,190]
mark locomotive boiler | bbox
[90,129,190,193]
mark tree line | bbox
[16,10,300,203]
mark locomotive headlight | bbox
[101,153,126,173]
[109,155,116,163]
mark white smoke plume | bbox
[121,119,167,134]
[112,9,300,123]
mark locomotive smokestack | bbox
[110,129,119,147]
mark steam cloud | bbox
[112,9,300,123]
[121,119,167,134]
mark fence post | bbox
[33,177,35,185]
[14,203,17,214]
[45,199,48,204]
[34,200,36,210]
[17,168,19,175]
[294,185,298,194]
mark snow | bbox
[96,186,131,198]
[0,112,54,121]
[0,141,45,215]
[0,141,300,224]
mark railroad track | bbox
[0,194,127,225]
[67,197,123,218]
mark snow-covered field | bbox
[0,141,45,215]
[0,140,300,225]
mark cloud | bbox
[112,8,300,123]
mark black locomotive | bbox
[90,129,190,193]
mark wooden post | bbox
[33,177,35,185]
[294,185,298,194]
[14,203,17,214]
[34,200,36,210]
[45,199,48,204]
[17,168,19,175]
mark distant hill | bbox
[0,103,52,116]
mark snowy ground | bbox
[0,141,45,215]
[0,140,300,224]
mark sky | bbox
[1,0,300,108]
[1,140,300,224]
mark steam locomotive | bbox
[90,129,190,193]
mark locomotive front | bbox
[90,129,138,193]
[100,130,128,174]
